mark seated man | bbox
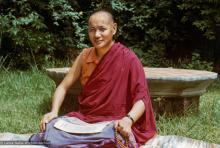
[30,9,157,147]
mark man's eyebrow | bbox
[98,25,107,28]
[89,25,108,28]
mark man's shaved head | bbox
[88,9,117,51]
[89,9,115,23]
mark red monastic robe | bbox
[66,42,157,146]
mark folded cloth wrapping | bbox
[0,132,219,148]
[142,135,220,148]
[29,116,137,148]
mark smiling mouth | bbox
[95,40,103,44]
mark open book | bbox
[54,118,112,134]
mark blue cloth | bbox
[29,116,137,148]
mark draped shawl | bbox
[66,42,157,146]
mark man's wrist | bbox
[126,114,135,124]
[51,109,58,115]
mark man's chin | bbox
[93,42,112,50]
[94,44,105,49]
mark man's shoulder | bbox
[81,47,95,57]
[118,43,139,61]
[82,47,94,53]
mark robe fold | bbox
[66,42,157,146]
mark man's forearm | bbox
[127,100,145,123]
[51,85,66,115]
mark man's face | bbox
[88,12,117,50]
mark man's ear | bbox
[112,23,117,35]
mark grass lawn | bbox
[0,69,55,133]
[156,78,220,144]
[0,69,219,144]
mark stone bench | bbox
[46,67,218,115]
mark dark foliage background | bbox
[0,0,220,72]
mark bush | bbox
[0,0,219,70]
[176,52,213,71]
[0,0,85,69]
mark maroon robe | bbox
[66,42,157,146]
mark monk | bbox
[30,9,157,147]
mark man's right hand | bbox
[40,112,58,132]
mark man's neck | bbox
[96,41,114,59]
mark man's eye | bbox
[89,28,95,32]
[100,28,106,32]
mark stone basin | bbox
[46,67,218,115]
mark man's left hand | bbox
[114,116,133,138]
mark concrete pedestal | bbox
[46,67,217,115]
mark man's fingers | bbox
[115,121,124,129]
[114,120,119,128]
[117,126,131,138]
[40,120,45,132]
[44,119,49,124]
[115,118,133,139]
[39,117,48,132]
[121,130,130,138]
[42,123,45,132]
[39,122,43,132]
[39,112,57,132]
[118,123,124,131]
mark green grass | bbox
[0,68,55,134]
[156,78,220,144]
[0,69,219,144]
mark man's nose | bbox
[95,30,101,38]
